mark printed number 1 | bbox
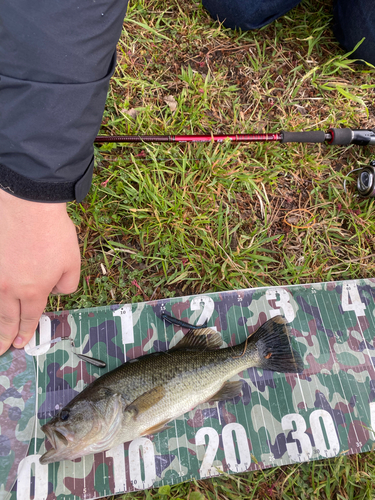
[105,444,127,493]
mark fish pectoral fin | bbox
[142,419,172,436]
[170,328,223,352]
[125,385,166,419]
[208,381,243,403]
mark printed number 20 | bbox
[196,423,251,478]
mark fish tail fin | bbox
[249,316,304,373]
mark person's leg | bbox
[202,0,301,30]
[0,0,129,202]
[333,0,375,65]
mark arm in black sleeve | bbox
[0,0,129,203]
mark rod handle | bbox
[328,128,375,146]
[281,130,326,143]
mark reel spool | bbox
[344,160,375,197]
[356,161,375,197]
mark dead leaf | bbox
[164,95,177,114]
[287,216,300,224]
[123,108,139,119]
[294,104,307,115]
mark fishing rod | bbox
[95,127,375,146]
[95,127,375,196]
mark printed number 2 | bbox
[195,427,222,477]
[191,296,215,326]
[341,283,366,318]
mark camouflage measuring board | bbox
[6,278,375,500]
[0,348,36,500]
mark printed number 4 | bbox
[341,283,366,318]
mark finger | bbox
[14,298,48,349]
[52,267,80,295]
[0,297,21,355]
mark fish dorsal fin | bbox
[169,328,223,352]
[125,385,166,419]
[208,381,243,403]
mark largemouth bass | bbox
[40,316,303,465]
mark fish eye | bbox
[60,409,70,421]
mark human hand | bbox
[0,189,81,355]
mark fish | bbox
[39,315,303,465]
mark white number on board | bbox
[25,315,52,356]
[195,423,252,478]
[341,283,366,318]
[191,296,215,326]
[309,410,340,458]
[128,437,156,490]
[113,304,135,346]
[195,427,223,478]
[369,402,375,441]
[266,289,295,322]
[282,410,340,461]
[106,444,127,493]
[222,423,251,473]
[281,413,312,462]
[17,455,48,500]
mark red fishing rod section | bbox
[95,128,375,146]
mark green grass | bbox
[48,0,375,496]
[112,453,375,500]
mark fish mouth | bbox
[41,424,72,449]
[44,427,68,449]
[40,424,75,464]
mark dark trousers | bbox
[202,0,375,64]
[0,0,374,202]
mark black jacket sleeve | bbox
[0,0,129,203]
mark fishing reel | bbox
[345,160,375,197]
